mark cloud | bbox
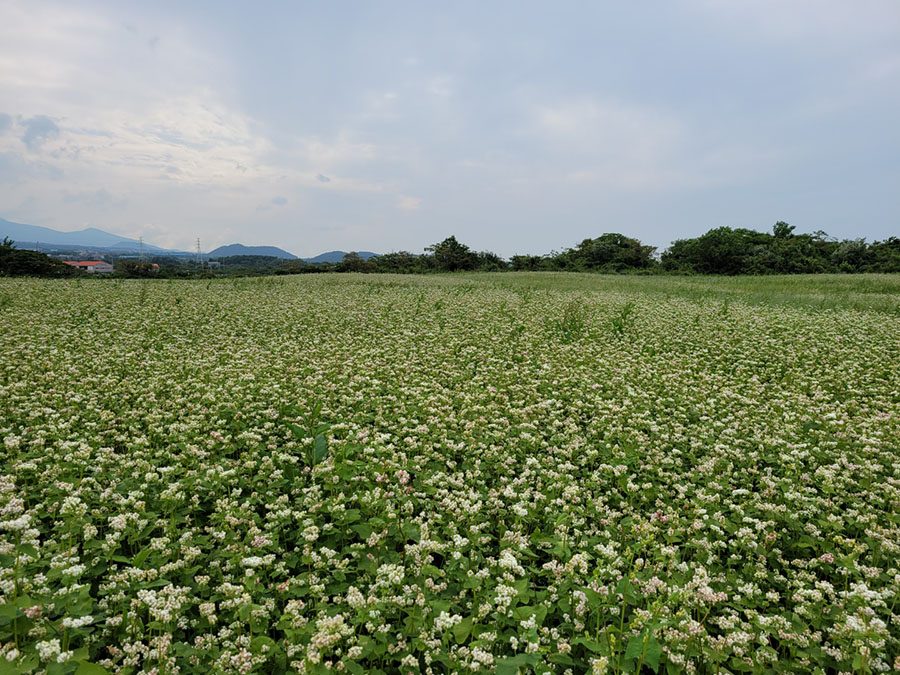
[302,134,376,167]
[426,76,453,98]
[255,196,288,213]
[0,114,10,134]
[532,99,682,154]
[20,115,60,150]
[316,173,331,183]
[396,195,421,211]
[61,188,124,209]
[525,99,690,189]
[687,0,900,42]
[0,150,64,183]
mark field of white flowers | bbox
[1,273,899,674]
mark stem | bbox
[634,634,648,675]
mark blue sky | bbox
[0,1,897,256]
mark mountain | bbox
[0,218,180,253]
[208,243,297,259]
[1,218,382,262]
[302,250,379,263]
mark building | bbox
[64,260,114,273]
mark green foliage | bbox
[424,235,480,271]
[369,250,422,274]
[662,222,900,275]
[568,233,657,271]
[115,259,158,278]
[0,238,84,277]
[547,298,590,343]
[610,300,636,337]
[337,252,372,273]
[282,400,331,468]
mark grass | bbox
[479,272,900,315]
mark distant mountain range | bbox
[0,218,379,262]
[0,218,182,254]
[303,250,379,263]
[208,243,297,259]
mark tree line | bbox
[2,224,899,278]
[339,223,900,275]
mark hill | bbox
[209,243,297,259]
[0,218,180,254]
[303,250,378,264]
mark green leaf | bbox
[496,653,540,675]
[452,616,473,644]
[572,637,605,654]
[251,635,276,652]
[549,653,576,666]
[514,604,547,626]
[356,636,375,659]
[313,434,328,464]
[286,422,307,440]
[351,523,372,540]
[0,604,18,627]
[512,578,529,596]
[422,564,442,578]
[402,523,421,542]
[16,542,38,559]
[132,547,151,568]
[173,642,199,657]
[644,637,662,672]
[625,635,645,661]
[75,663,110,675]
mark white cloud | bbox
[301,133,377,168]
[426,76,454,98]
[526,99,688,190]
[0,1,408,249]
[686,0,900,42]
[533,99,683,159]
[517,97,790,193]
[396,195,421,211]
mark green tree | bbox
[662,227,767,274]
[510,254,545,271]
[772,221,795,239]
[424,236,478,272]
[115,259,159,278]
[0,238,83,277]
[475,250,508,271]
[571,233,656,270]
[338,252,372,273]
[372,251,422,273]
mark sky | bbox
[0,1,898,257]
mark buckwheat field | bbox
[1,273,899,674]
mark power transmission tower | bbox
[196,238,202,266]
[139,236,144,261]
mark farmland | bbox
[1,273,899,673]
